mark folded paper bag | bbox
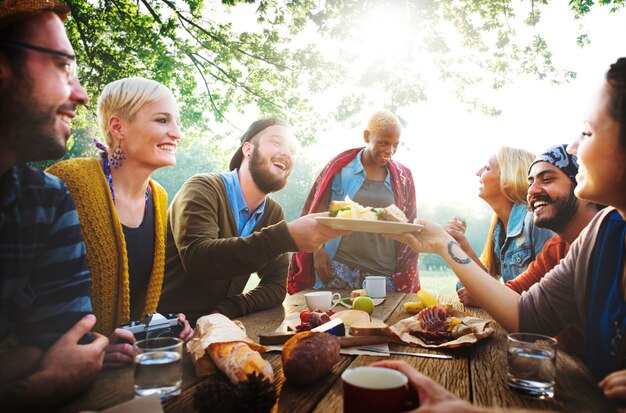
[186,313,269,380]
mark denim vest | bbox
[493,203,554,282]
[313,149,393,288]
[456,203,554,290]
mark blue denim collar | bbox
[347,148,391,186]
[506,202,529,238]
[220,169,267,236]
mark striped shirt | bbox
[0,165,92,350]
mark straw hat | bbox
[0,0,69,28]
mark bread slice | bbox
[380,204,408,223]
[349,321,390,336]
[330,310,371,327]
[350,289,368,298]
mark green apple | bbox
[352,296,374,315]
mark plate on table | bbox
[314,215,423,234]
[338,298,385,308]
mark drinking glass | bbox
[507,333,557,399]
[134,337,183,400]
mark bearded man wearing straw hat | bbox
[0,1,108,409]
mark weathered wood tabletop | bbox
[54,290,617,412]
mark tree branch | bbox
[158,0,291,71]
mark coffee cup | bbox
[362,276,386,298]
[305,291,341,311]
[342,366,409,413]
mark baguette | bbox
[208,341,274,384]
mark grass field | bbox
[244,269,459,297]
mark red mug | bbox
[342,366,409,413]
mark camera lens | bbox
[147,328,177,340]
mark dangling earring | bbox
[110,143,126,168]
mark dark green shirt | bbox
[159,173,297,324]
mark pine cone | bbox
[234,372,277,413]
[193,375,238,413]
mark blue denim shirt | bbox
[314,149,394,288]
[456,202,554,289]
[220,169,266,237]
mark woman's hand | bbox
[599,369,626,409]
[370,360,480,412]
[314,248,333,282]
[457,287,481,307]
[444,216,468,245]
[384,219,452,255]
[103,328,136,370]
[177,313,194,342]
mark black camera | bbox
[119,313,183,341]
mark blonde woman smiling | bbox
[48,77,193,369]
[447,147,554,305]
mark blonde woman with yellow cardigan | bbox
[48,77,193,369]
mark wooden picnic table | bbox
[54,290,617,412]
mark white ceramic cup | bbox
[362,276,386,298]
[304,291,341,311]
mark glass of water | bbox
[507,333,557,399]
[134,337,183,400]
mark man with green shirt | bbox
[160,118,347,324]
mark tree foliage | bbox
[60,0,624,135]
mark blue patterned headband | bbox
[529,144,579,182]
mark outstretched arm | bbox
[445,216,484,269]
[386,219,521,332]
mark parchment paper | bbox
[390,310,494,349]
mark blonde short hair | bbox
[366,110,401,136]
[495,146,536,204]
[98,77,173,147]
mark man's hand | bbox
[457,287,480,307]
[103,328,136,369]
[371,360,480,412]
[314,249,333,282]
[287,214,349,252]
[0,347,43,384]
[21,314,108,408]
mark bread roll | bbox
[208,341,274,384]
[281,332,340,386]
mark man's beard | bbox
[534,189,579,233]
[0,72,67,162]
[248,145,289,194]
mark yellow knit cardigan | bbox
[47,158,167,336]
